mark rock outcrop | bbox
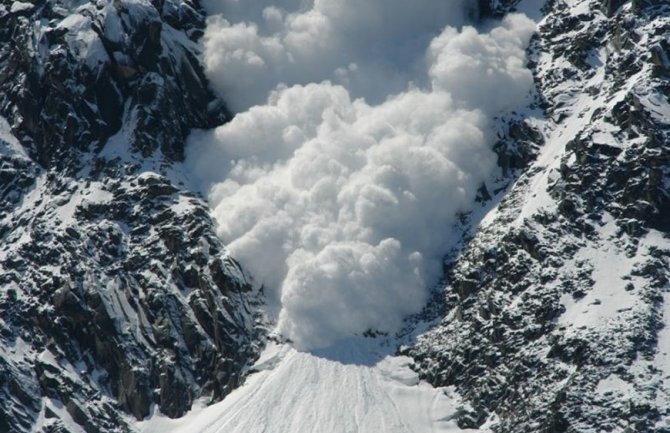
[0,1,261,431]
[408,0,670,431]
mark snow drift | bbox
[187,0,535,350]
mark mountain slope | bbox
[0,1,262,431]
[408,0,670,431]
[138,339,478,433]
[0,0,669,432]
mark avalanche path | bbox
[138,338,479,433]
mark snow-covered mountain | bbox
[409,1,670,431]
[1,0,669,432]
[0,1,263,431]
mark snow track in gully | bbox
[139,339,479,433]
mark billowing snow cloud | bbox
[188,1,535,350]
[200,0,473,111]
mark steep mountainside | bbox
[0,0,669,432]
[0,1,262,432]
[409,0,670,431]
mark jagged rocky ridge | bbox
[0,0,262,432]
[407,0,670,431]
[1,0,669,432]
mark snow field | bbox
[139,339,479,433]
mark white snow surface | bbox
[138,338,479,433]
[10,1,33,13]
[0,115,27,157]
[556,213,644,331]
[655,291,670,412]
[57,13,110,68]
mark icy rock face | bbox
[0,0,228,170]
[0,1,260,432]
[408,0,670,431]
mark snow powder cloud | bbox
[187,1,536,350]
[200,0,473,111]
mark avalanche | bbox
[187,0,536,350]
[154,1,537,431]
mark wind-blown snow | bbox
[188,1,535,349]
[200,0,472,111]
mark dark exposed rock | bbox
[408,0,670,432]
[0,0,261,432]
[0,0,229,172]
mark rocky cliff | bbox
[1,0,669,432]
[0,1,262,431]
[408,0,670,431]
